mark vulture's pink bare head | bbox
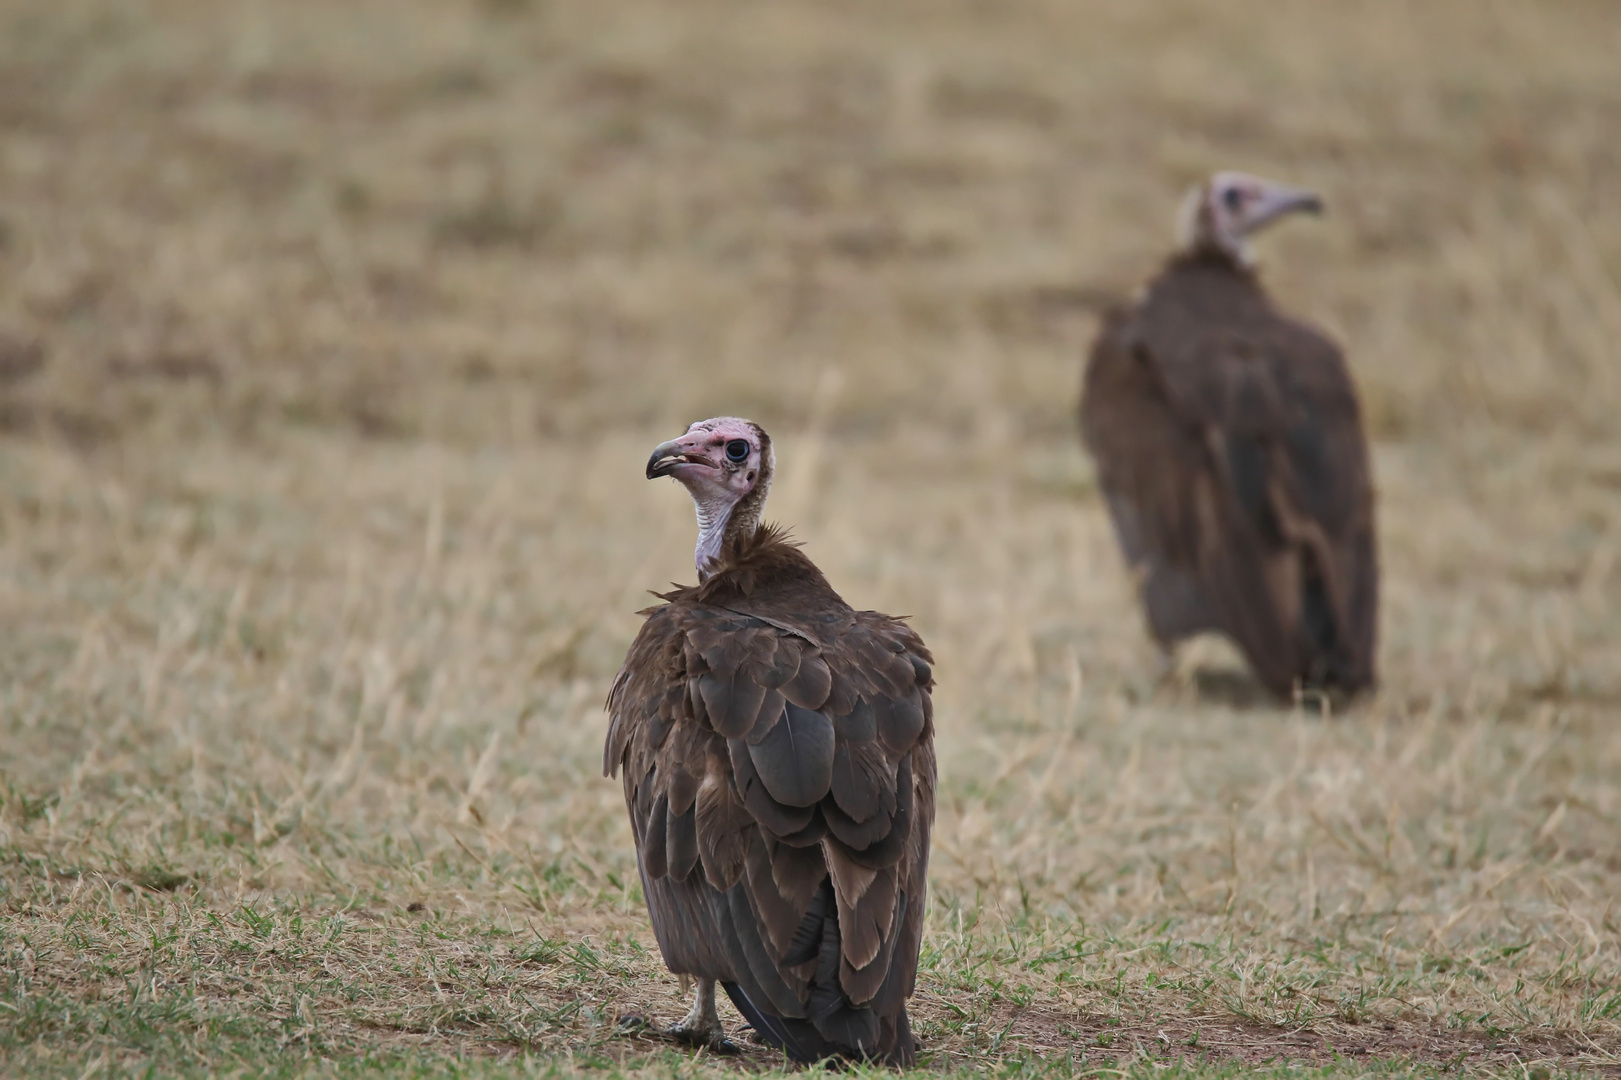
[646,416,775,578]
[1178,171,1324,265]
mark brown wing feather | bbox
[1080,253,1377,696]
[605,536,934,1065]
[1082,310,1222,644]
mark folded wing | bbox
[1081,260,1377,696]
[607,598,935,1064]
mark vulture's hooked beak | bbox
[1252,186,1325,230]
[646,440,694,480]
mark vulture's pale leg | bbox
[668,978,736,1053]
[1150,642,1178,684]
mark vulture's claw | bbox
[668,1024,741,1055]
[666,976,738,1054]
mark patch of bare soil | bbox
[988,1003,1621,1075]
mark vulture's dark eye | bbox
[725,439,750,463]
[1222,188,1245,211]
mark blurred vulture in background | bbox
[1080,172,1378,700]
[605,416,935,1064]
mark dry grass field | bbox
[2,0,1620,1076]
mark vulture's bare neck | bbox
[695,477,771,582]
[1177,196,1255,267]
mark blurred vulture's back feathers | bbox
[606,525,935,1065]
[1080,250,1378,698]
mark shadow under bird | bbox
[1079,172,1378,700]
[604,416,936,1064]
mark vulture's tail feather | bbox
[720,981,837,1065]
[1299,553,1359,692]
[721,879,907,1065]
[806,909,881,1057]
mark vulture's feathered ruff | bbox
[1080,174,1378,700]
[606,419,933,1065]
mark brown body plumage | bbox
[1080,173,1378,700]
[606,418,934,1064]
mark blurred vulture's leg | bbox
[1150,642,1178,684]
[669,978,737,1053]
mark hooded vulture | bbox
[1079,172,1378,700]
[604,416,935,1065]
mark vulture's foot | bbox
[668,1022,739,1055]
[668,977,739,1054]
[1148,644,1178,686]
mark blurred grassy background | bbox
[1,0,1619,1076]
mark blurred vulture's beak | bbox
[1253,186,1325,229]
